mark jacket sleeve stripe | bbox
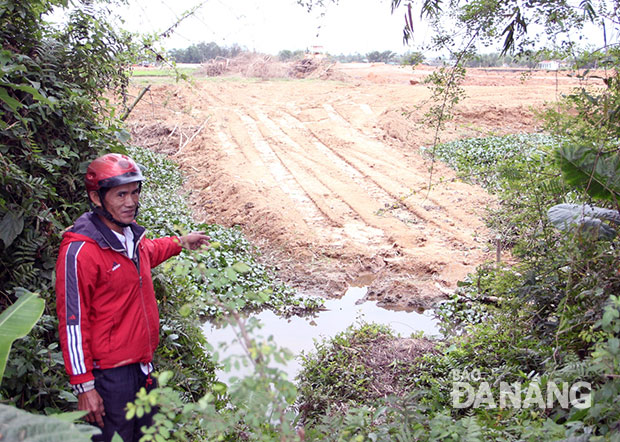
[65,242,84,325]
[67,324,87,375]
[64,242,87,375]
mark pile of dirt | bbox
[199,53,290,79]
[377,104,542,147]
[198,52,347,81]
[289,57,346,80]
[200,56,229,77]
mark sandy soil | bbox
[126,63,600,310]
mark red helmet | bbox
[85,153,144,192]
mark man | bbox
[55,153,209,441]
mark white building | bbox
[539,60,560,70]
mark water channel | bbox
[202,285,440,384]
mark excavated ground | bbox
[126,63,598,310]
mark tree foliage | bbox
[402,50,425,65]
[555,143,620,205]
[391,0,605,56]
[0,0,136,296]
[277,49,306,61]
[330,52,366,63]
[366,50,397,63]
[464,51,536,67]
[168,41,242,63]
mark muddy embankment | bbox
[127,63,590,310]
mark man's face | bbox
[91,182,140,225]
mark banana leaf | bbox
[555,144,620,201]
[0,289,45,383]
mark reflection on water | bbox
[202,286,439,384]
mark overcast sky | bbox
[115,0,428,55]
[49,0,612,57]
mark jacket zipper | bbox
[135,236,154,361]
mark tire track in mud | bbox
[315,117,480,244]
[257,110,389,205]
[276,109,472,247]
[232,108,344,239]
[216,111,267,171]
[253,110,361,220]
[203,85,479,258]
[189,89,348,237]
[215,122,235,157]
[291,97,431,184]
[253,109,401,248]
[248,106,471,262]
[153,80,492,307]
[229,104,419,252]
[322,103,350,126]
[274,111,416,229]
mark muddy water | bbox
[202,286,440,384]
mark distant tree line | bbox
[168,43,549,69]
[331,53,366,63]
[464,52,538,68]
[329,51,425,64]
[168,41,242,63]
[277,49,306,61]
[330,51,399,63]
[169,42,429,66]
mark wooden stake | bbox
[120,85,151,121]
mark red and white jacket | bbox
[55,212,182,387]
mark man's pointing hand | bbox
[179,232,210,251]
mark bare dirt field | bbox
[127,62,600,310]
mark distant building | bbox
[539,60,560,70]
[306,45,326,60]
[426,57,446,66]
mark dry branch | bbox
[176,117,210,155]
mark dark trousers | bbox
[91,363,157,442]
